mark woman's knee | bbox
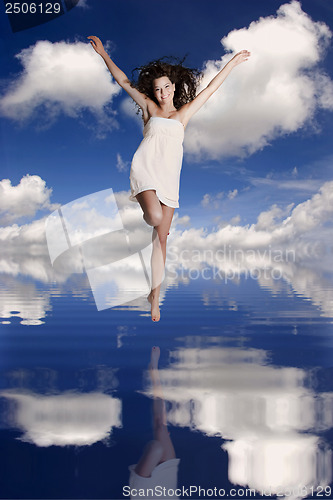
[144,209,163,227]
[144,440,164,461]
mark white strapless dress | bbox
[129,117,184,208]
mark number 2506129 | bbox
[5,3,61,14]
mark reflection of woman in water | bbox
[88,36,250,321]
[128,346,179,499]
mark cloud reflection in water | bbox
[1,391,122,447]
[142,346,332,496]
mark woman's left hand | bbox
[231,50,251,66]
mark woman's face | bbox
[153,76,175,106]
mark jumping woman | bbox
[88,36,250,322]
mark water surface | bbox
[0,273,333,499]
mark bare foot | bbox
[147,291,160,322]
[150,346,160,370]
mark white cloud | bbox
[0,279,51,325]
[120,97,142,125]
[1,176,333,320]
[250,176,323,192]
[201,193,211,208]
[143,346,332,494]
[315,73,333,110]
[166,181,333,316]
[172,213,191,228]
[201,189,237,209]
[0,175,58,225]
[0,40,121,129]
[201,191,224,209]
[230,215,241,226]
[0,185,144,267]
[228,189,238,200]
[116,153,129,173]
[170,181,333,258]
[2,178,333,268]
[185,1,333,159]
[1,391,122,447]
[255,203,294,231]
[1,218,50,254]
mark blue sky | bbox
[0,0,333,241]
[1,4,333,489]
[0,0,332,325]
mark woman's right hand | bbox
[87,36,106,56]
[230,50,251,67]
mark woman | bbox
[88,36,250,321]
[128,346,179,498]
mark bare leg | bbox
[150,347,176,463]
[147,205,174,321]
[136,190,163,228]
[135,347,176,478]
[136,191,174,322]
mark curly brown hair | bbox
[131,57,202,112]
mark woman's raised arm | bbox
[88,36,149,113]
[180,50,250,125]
